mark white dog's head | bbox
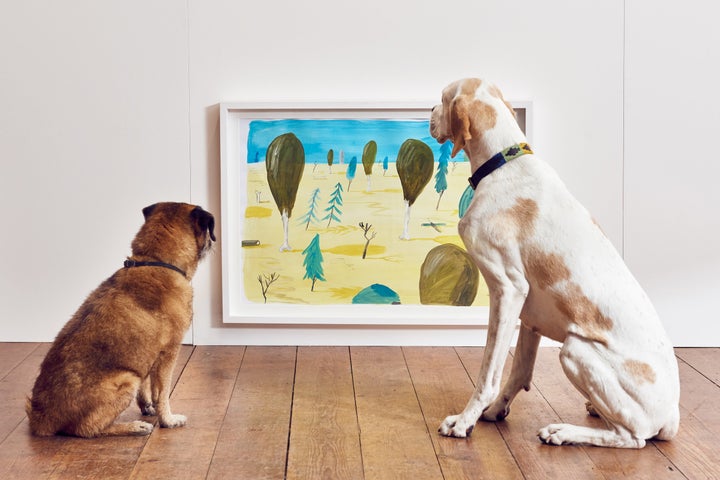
[430,78,517,158]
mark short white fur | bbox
[429,78,679,448]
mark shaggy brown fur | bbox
[26,202,215,437]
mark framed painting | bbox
[220,101,531,325]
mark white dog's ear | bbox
[449,96,472,158]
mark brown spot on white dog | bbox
[488,84,516,117]
[449,96,497,157]
[460,78,483,96]
[524,247,614,344]
[624,360,657,384]
[556,283,614,344]
[508,198,539,241]
[525,248,571,290]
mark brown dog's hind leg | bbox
[64,373,147,438]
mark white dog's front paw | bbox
[538,424,571,445]
[159,413,187,429]
[438,414,475,438]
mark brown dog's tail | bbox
[25,396,58,437]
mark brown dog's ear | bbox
[191,206,216,242]
[449,96,472,158]
[142,203,158,220]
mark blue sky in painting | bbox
[246,118,460,164]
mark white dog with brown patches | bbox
[429,78,680,448]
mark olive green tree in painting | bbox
[396,139,434,240]
[327,149,334,174]
[362,140,377,191]
[302,233,325,291]
[419,244,479,306]
[266,133,305,251]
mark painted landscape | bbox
[239,118,490,307]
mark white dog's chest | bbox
[459,158,664,348]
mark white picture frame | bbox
[219,101,531,325]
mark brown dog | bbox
[26,202,215,437]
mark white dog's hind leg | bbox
[538,334,651,448]
[482,324,540,421]
[538,423,645,448]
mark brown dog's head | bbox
[130,202,216,278]
[430,78,517,158]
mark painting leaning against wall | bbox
[240,117,490,307]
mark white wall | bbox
[187,0,624,345]
[624,0,720,346]
[0,1,190,341]
[0,0,715,345]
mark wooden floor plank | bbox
[653,407,720,479]
[0,343,40,380]
[0,343,49,442]
[351,347,443,480]
[402,346,524,479]
[206,346,296,480]
[676,348,720,386]
[1,344,719,479]
[651,350,720,479]
[130,346,246,480]
[530,348,687,479]
[456,347,604,480]
[0,344,192,480]
[286,346,363,480]
[675,353,720,434]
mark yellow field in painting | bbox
[242,162,490,306]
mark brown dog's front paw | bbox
[159,413,187,429]
[139,402,156,416]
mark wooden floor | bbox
[1,345,718,479]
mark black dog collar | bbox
[468,143,533,190]
[123,259,187,278]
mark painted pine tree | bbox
[346,156,358,191]
[323,182,344,227]
[435,142,451,210]
[298,187,321,230]
[302,233,325,291]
